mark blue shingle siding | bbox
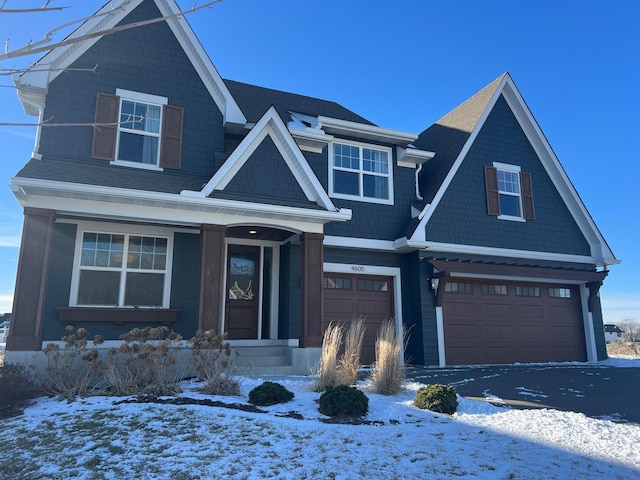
[417,261,439,366]
[224,136,310,203]
[279,243,301,339]
[305,146,418,241]
[591,295,608,360]
[426,95,591,256]
[39,0,224,181]
[170,232,201,339]
[42,223,76,342]
[401,251,424,364]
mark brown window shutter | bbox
[91,93,119,160]
[160,104,183,169]
[520,171,535,220]
[484,166,500,216]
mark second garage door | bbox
[323,273,394,365]
[442,279,586,365]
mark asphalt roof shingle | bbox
[223,78,375,126]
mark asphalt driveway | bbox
[407,363,640,424]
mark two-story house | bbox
[5,0,618,372]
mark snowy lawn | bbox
[1,359,639,479]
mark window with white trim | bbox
[75,231,170,307]
[330,141,393,204]
[115,89,166,166]
[484,162,535,220]
[91,90,183,170]
[497,168,522,217]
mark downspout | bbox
[415,163,424,201]
[19,97,45,160]
[13,75,45,160]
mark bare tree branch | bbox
[0,63,99,77]
[0,6,70,13]
[1,1,221,61]
[0,112,146,129]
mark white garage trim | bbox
[435,306,446,367]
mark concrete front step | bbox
[232,346,292,372]
[230,346,321,376]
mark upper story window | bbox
[329,141,393,204]
[484,162,535,221]
[116,90,165,166]
[91,90,183,171]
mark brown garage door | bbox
[323,273,394,365]
[442,279,586,365]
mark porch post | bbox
[300,232,324,347]
[198,224,226,334]
[6,208,55,351]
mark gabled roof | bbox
[413,74,506,205]
[183,106,341,213]
[16,0,246,126]
[223,79,374,126]
[406,73,618,267]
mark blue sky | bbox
[0,0,638,323]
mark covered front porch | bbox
[198,224,325,360]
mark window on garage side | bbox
[357,279,389,292]
[445,282,472,294]
[516,286,541,297]
[482,284,508,295]
[324,277,352,289]
[549,287,572,298]
[75,232,169,307]
[484,163,534,220]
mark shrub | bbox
[314,322,343,392]
[42,326,105,400]
[0,363,40,417]
[104,326,184,396]
[248,381,294,406]
[338,317,366,386]
[369,320,408,395]
[318,385,369,417]
[414,384,458,414]
[189,330,240,396]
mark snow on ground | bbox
[1,358,639,479]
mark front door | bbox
[225,245,260,339]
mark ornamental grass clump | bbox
[248,381,294,406]
[104,326,184,396]
[414,384,458,414]
[189,330,240,396]
[338,317,366,386]
[369,319,408,395]
[314,322,343,392]
[42,326,105,401]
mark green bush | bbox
[318,385,368,417]
[0,363,40,417]
[414,384,458,414]
[248,381,294,406]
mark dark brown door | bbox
[225,245,260,339]
[323,273,394,365]
[442,279,586,365]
